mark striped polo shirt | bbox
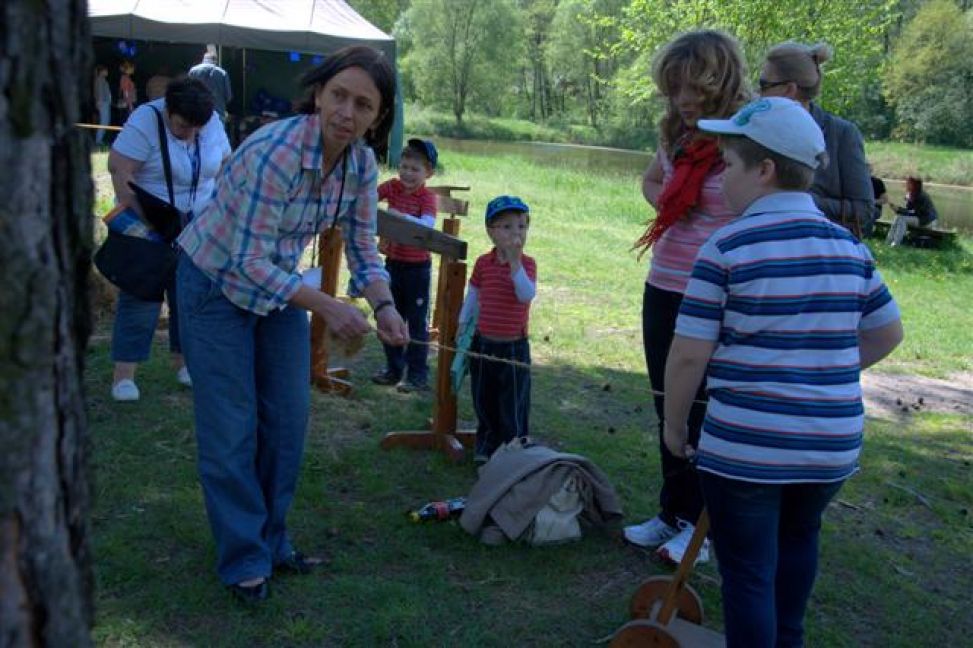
[378,179,437,263]
[470,248,537,338]
[676,192,900,484]
[647,148,739,293]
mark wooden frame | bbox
[309,227,353,396]
[380,259,475,461]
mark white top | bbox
[112,98,231,214]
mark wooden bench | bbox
[871,219,958,248]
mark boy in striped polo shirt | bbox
[663,98,903,647]
[372,138,438,391]
[460,196,537,463]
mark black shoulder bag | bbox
[94,107,185,302]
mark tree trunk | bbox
[0,1,94,646]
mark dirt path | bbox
[862,371,973,419]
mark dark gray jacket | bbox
[809,102,874,230]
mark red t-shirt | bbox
[378,178,437,262]
[469,248,537,338]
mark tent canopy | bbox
[89,0,403,162]
[89,0,394,56]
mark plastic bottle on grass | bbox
[408,497,466,522]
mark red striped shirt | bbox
[470,248,537,338]
[378,179,437,262]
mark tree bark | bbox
[0,1,94,646]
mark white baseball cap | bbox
[698,97,826,169]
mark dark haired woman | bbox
[759,42,873,236]
[107,77,231,401]
[887,176,938,245]
[176,45,408,601]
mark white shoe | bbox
[176,366,192,387]
[656,519,710,565]
[111,379,140,402]
[623,515,678,548]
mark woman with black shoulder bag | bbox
[104,77,230,401]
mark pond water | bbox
[436,137,973,233]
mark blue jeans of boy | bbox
[111,278,180,362]
[700,471,844,648]
[177,256,309,585]
[470,335,530,457]
[382,259,431,383]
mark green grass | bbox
[866,141,973,187]
[88,150,972,646]
[405,103,655,152]
[403,105,973,185]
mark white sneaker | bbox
[623,515,678,548]
[176,366,192,387]
[656,519,710,565]
[111,379,140,402]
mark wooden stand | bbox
[428,188,470,342]
[309,228,353,396]
[611,511,724,647]
[381,260,475,461]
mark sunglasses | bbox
[758,78,792,92]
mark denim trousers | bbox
[176,255,309,585]
[382,259,431,382]
[469,335,530,456]
[642,282,707,526]
[111,275,180,363]
[700,471,844,648]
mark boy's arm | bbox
[511,264,535,303]
[663,335,716,458]
[859,319,903,370]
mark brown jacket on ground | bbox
[460,441,623,544]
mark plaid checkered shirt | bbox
[178,113,389,315]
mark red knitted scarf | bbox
[634,135,721,259]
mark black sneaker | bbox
[397,378,430,393]
[228,579,269,604]
[371,369,402,386]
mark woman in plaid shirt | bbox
[176,46,408,603]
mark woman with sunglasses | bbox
[758,42,873,237]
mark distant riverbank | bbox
[406,105,973,187]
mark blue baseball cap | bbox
[407,138,438,169]
[485,195,530,224]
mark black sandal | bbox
[228,579,269,604]
[274,551,324,576]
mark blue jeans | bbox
[111,278,180,362]
[700,471,844,648]
[95,102,111,145]
[176,256,309,585]
[470,335,530,457]
[382,259,431,382]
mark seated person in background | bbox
[886,176,938,246]
[866,163,887,237]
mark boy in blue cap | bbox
[663,97,903,646]
[459,196,537,462]
[372,138,439,392]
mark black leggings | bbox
[642,282,707,526]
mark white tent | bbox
[89,0,394,56]
[88,0,403,159]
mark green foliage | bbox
[604,0,898,131]
[397,0,525,124]
[884,0,973,147]
[347,0,411,33]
